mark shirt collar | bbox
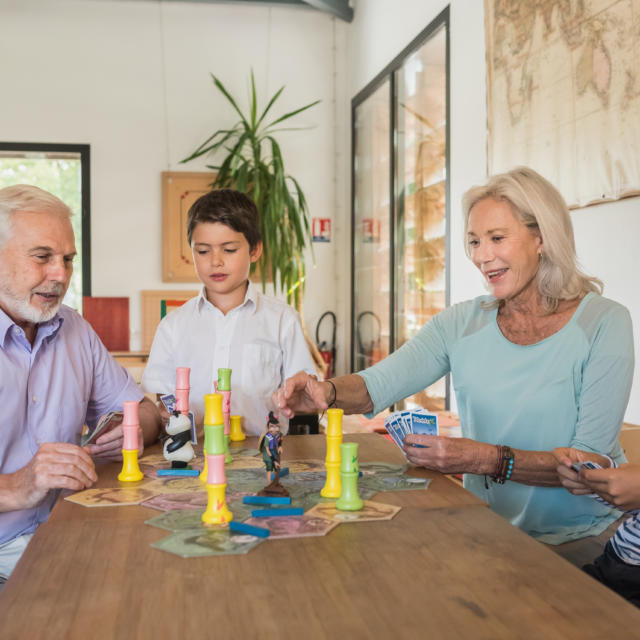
[197,281,259,316]
[0,306,64,349]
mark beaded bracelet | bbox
[485,445,515,487]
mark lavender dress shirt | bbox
[0,305,143,545]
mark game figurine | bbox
[163,410,195,469]
[118,400,144,483]
[258,412,289,497]
[321,408,343,498]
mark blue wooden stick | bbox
[158,468,200,477]
[243,495,292,505]
[270,467,289,481]
[229,521,270,538]
[251,508,304,518]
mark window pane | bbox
[353,80,391,371]
[394,24,447,411]
[0,152,84,312]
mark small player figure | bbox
[163,410,195,469]
[258,412,289,497]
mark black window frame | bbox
[0,142,91,296]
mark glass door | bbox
[352,80,391,371]
[351,9,449,411]
[394,24,448,410]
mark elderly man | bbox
[0,184,161,585]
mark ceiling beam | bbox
[301,0,353,22]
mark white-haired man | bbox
[0,184,161,585]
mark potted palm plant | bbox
[181,71,327,374]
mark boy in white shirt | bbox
[142,189,316,435]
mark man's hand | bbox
[553,447,611,495]
[9,443,97,510]
[272,372,327,418]
[86,413,143,462]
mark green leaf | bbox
[264,99,321,130]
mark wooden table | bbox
[2,433,639,638]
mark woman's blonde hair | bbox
[462,167,602,313]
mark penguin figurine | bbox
[163,410,195,469]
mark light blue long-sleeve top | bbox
[359,293,635,544]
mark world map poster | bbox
[485,0,640,207]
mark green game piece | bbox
[224,433,232,464]
[204,424,225,455]
[336,442,364,511]
[217,368,232,391]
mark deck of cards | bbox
[384,409,438,451]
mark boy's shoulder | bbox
[252,290,298,320]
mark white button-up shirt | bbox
[142,283,316,435]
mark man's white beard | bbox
[0,284,64,324]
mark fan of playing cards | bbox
[384,409,438,451]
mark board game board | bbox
[66,443,431,558]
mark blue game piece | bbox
[157,468,200,477]
[251,508,304,518]
[242,495,292,505]
[229,521,270,538]
[269,467,289,481]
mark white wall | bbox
[1,0,638,422]
[0,0,341,352]
[346,0,639,423]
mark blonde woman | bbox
[275,167,634,545]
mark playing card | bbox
[571,461,603,472]
[410,411,438,436]
[160,393,176,413]
[81,411,122,446]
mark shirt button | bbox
[32,395,37,403]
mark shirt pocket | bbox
[242,343,282,396]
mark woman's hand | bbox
[402,435,494,475]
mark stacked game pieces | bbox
[216,368,233,463]
[336,442,364,511]
[118,400,144,482]
[321,408,343,498]
[201,393,233,525]
[229,414,245,442]
[200,393,221,482]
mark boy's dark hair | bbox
[186,189,261,250]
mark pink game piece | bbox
[175,367,190,415]
[207,453,226,485]
[122,400,139,450]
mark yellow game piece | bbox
[118,449,144,482]
[118,401,144,482]
[321,408,343,498]
[229,415,245,441]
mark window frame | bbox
[0,141,91,296]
